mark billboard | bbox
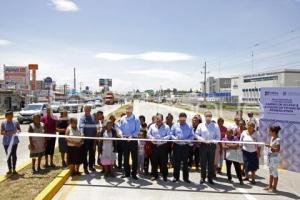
[44,77,53,89]
[4,65,30,91]
[99,78,112,87]
[259,87,300,172]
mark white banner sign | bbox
[260,87,300,122]
[260,87,300,172]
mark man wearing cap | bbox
[119,105,141,180]
[147,113,171,182]
[195,111,221,184]
[171,112,194,183]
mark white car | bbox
[65,100,84,113]
[85,101,96,109]
[94,99,104,107]
[17,103,48,124]
[50,102,62,113]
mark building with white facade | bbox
[231,69,300,104]
[203,77,231,93]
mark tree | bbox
[172,88,177,94]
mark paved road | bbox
[0,104,121,175]
[54,102,300,200]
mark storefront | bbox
[0,89,24,112]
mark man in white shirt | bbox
[195,111,221,185]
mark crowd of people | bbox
[1,105,281,192]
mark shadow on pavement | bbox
[63,182,283,197]
[65,173,300,199]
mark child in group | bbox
[65,117,84,176]
[99,120,117,178]
[140,122,152,175]
[144,136,153,176]
[28,114,46,173]
[138,129,147,175]
[264,125,281,193]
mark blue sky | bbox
[0,0,300,92]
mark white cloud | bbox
[95,51,195,62]
[138,52,194,62]
[0,39,11,46]
[95,53,134,61]
[51,0,79,12]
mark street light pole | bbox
[73,67,76,93]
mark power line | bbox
[208,35,300,68]
[224,49,300,69]
[206,27,300,66]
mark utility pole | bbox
[201,61,209,102]
[73,67,76,93]
[79,82,83,92]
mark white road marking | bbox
[238,188,257,200]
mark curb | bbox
[34,169,71,200]
[0,160,32,183]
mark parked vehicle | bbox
[105,92,120,105]
[58,103,69,113]
[50,102,62,113]
[84,101,96,109]
[94,99,104,107]
[17,103,48,124]
[65,100,84,113]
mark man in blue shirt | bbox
[79,105,97,174]
[147,113,170,181]
[166,113,174,168]
[171,112,194,183]
[119,105,140,180]
[195,111,221,185]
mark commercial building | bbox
[0,80,4,88]
[203,77,231,93]
[0,89,24,111]
[3,65,30,95]
[231,69,300,104]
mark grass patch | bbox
[107,103,132,119]
[163,102,259,124]
[0,149,63,200]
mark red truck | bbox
[105,92,120,105]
